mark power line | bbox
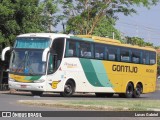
[117,21,160,32]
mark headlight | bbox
[33,79,45,83]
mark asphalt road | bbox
[0,90,160,120]
[0,90,160,111]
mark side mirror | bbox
[42,47,50,62]
[1,47,11,61]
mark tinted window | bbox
[51,38,64,69]
[48,54,54,74]
[149,52,156,65]
[107,46,118,61]
[131,50,140,64]
[95,44,105,59]
[65,40,77,57]
[80,42,93,58]
[142,51,149,65]
[120,48,130,62]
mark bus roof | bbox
[17,33,156,52]
[75,35,156,52]
[17,33,71,40]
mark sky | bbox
[115,3,160,46]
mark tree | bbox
[125,36,153,47]
[62,0,158,35]
[0,0,59,47]
[42,0,62,32]
[92,16,121,40]
[0,0,43,46]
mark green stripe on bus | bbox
[91,60,112,87]
[79,58,104,87]
[25,76,41,81]
[70,36,93,42]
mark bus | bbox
[1,33,157,98]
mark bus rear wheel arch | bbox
[60,79,76,97]
[133,82,143,98]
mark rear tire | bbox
[31,91,43,96]
[60,80,75,97]
[133,84,142,98]
[119,83,134,98]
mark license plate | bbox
[21,85,27,88]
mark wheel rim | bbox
[135,85,141,96]
[64,84,72,95]
[127,85,133,96]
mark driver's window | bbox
[48,54,54,74]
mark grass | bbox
[18,80,160,111]
[18,100,160,111]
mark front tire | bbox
[60,81,75,97]
[31,91,43,96]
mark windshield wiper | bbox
[24,53,36,75]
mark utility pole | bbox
[136,24,139,37]
[112,32,115,39]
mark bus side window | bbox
[120,49,130,62]
[48,54,54,74]
[143,58,146,64]
[108,47,118,61]
[65,40,76,57]
[80,42,93,58]
[132,51,140,64]
[142,52,149,65]
[109,54,115,60]
[149,52,156,65]
[95,44,105,59]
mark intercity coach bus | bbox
[1,33,157,98]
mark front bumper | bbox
[9,81,46,91]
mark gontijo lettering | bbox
[112,65,138,73]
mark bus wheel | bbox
[125,82,134,98]
[95,93,106,97]
[119,83,133,98]
[31,91,43,96]
[133,84,142,98]
[60,80,75,97]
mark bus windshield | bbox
[10,49,46,75]
[14,37,51,49]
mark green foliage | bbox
[125,36,153,46]
[157,55,160,66]
[0,0,159,49]
[62,0,158,36]
[0,0,59,47]
[42,0,62,32]
[93,17,121,40]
